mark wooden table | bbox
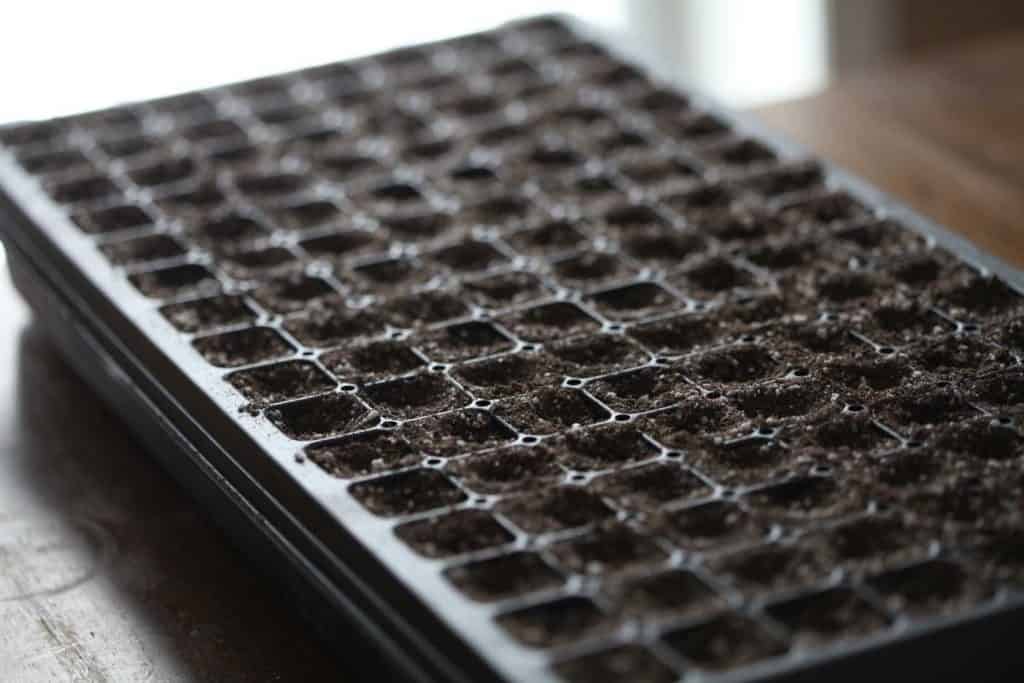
[755,31,1024,268]
[2,33,1022,681]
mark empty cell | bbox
[253,276,339,314]
[99,234,185,265]
[588,366,690,413]
[497,596,608,648]
[282,313,385,350]
[869,559,991,618]
[709,541,833,596]
[53,174,120,205]
[454,353,564,399]
[306,429,419,479]
[769,588,889,647]
[321,340,424,382]
[129,263,218,299]
[416,321,514,363]
[449,444,563,493]
[618,569,722,620]
[462,271,548,308]
[378,291,469,328]
[445,552,563,602]
[500,486,614,534]
[161,295,255,333]
[662,613,788,671]
[546,334,647,377]
[266,391,371,440]
[821,354,909,393]
[659,501,766,551]
[193,327,293,367]
[226,360,335,405]
[361,372,467,419]
[350,468,466,516]
[586,283,676,321]
[152,92,218,119]
[275,200,342,232]
[403,409,517,457]
[863,298,949,344]
[396,509,514,558]
[128,157,197,187]
[550,524,667,576]
[361,181,426,213]
[548,425,658,471]
[496,388,610,434]
[592,463,710,510]
[498,302,600,342]
[628,314,716,356]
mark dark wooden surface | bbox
[2,33,1023,681]
[756,31,1024,267]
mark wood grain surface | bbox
[755,31,1024,267]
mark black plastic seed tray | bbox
[2,15,1023,683]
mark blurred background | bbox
[3,0,1024,124]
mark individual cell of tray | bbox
[445,552,564,603]
[161,295,256,334]
[266,391,372,440]
[306,428,420,479]
[350,468,466,517]
[193,326,294,367]
[360,372,468,419]
[98,233,186,265]
[496,596,610,648]
[226,360,335,405]
[402,409,517,457]
[129,263,219,299]
[395,509,514,559]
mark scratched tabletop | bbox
[3,31,1024,682]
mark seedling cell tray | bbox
[1,16,1023,682]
